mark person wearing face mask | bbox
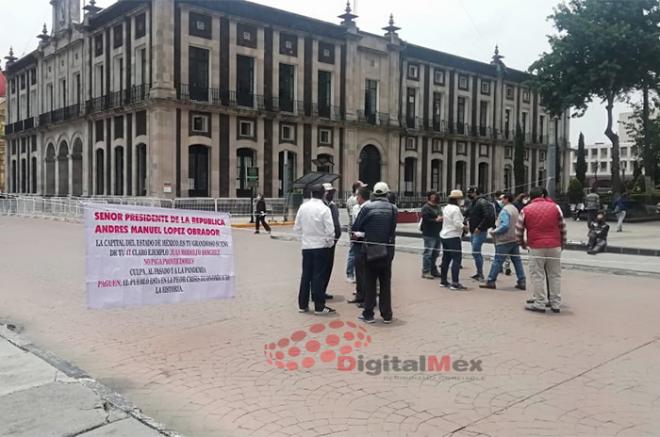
[480,193,526,290]
[466,186,496,282]
[321,183,342,300]
[586,211,609,255]
[439,190,469,291]
[513,193,529,212]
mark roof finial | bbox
[383,13,400,36]
[84,0,102,15]
[38,23,51,43]
[491,44,506,74]
[42,23,48,35]
[5,47,17,65]
[339,0,358,27]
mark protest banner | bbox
[85,204,235,309]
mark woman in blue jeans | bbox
[439,190,468,290]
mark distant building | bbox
[4,0,571,198]
[570,112,642,186]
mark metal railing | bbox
[0,195,287,222]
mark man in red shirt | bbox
[515,187,567,313]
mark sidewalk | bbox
[0,324,180,437]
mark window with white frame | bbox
[407,63,419,80]
[431,138,443,153]
[191,114,209,133]
[505,85,514,100]
[457,141,467,155]
[522,88,530,103]
[524,149,530,160]
[458,74,469,91]
[481,80,490,95]
[405,136,417,151]
[239,119,255,138]
[434,68,445,85]
[505,146,513,159]
[280,123,296,142]
[318,128,332,146]
[479,144,489,157]
[540,150,546,162]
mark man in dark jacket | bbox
[466,186,496,281]
[353,182,397,324]
[254,194,271,234]
[587,211,609,255]
[321,183,342,300]
[420,191,443,279]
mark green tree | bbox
[626,93,660,186]
[529,0,660,194]
[567,178,584,204]
[576,132,587,187]
[513,123,526,194]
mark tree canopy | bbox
[529,0,660,194]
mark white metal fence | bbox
[0,195,287,222]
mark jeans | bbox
[422,236,442,274]
[298,248,330,311]
[487,242,525,285]
[346,243,356,278]
[470,231,488,277]
[362,257,393,320]
[528,247,562,310]
[440,237,462,284]
[616,210,627,231]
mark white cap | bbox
[322,182,335,192]
[373,182,390,196]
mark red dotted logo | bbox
[264,320,372,370]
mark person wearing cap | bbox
[294,184,337,314]
[346,181,366,283]
[440,190,468,290]
[466,186,496,282]
[321,182,342,300]
[353,182,397,324]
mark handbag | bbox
[364,242,389,262]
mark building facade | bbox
[0,68,5,192]
[3,0,571,199]
[570,112,642,187]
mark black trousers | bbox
[322,243,336,293]
[440,237,462,284]
[354,246,366,302]
[255,215,271,233]
[298,248,329,311]
[362,257,393,320]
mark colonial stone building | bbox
[3,0,571,199]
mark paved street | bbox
[1,216,660,436]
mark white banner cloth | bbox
[85,204,235,309]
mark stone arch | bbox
[358,144,382,190]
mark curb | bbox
[270,233,660,279]
[0,324,185,437]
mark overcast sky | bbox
[0,0,635,147]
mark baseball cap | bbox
[373,182,390,196]
[322,182,336,192]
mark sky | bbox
[0,0,635,147]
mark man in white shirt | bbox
[345,181,366,283]
[294,184,336,314]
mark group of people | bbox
[294,181,397,323]
[418,185,567,313]
[292,178,571,324]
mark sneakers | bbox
[526,299,551,307]
[298,307,309,313]
[505,268,512,276]
[524,304,546,313]
[551,308,560,313]
[314,306,336,315]
[470,274,485,282]
[515,283,527,291]
[358,314,376,324]
[347,298,363,304]
[346,276,356,284]
[450,283,468,291]
[440,281,450,288]
[479,282,496,290]
[422,272,435,280]
[382,318,393,324]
